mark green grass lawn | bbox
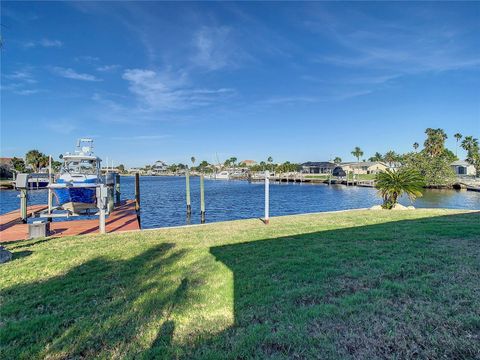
[1,209,479,359]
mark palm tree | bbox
[384,151,398,168]
[267,156,273,171]
[461,136,479,167]
[413,142,419,152]
[351,147,363,180]
[375,168,424,209]
[424,128,447,157]
[369,152,383,162]
[454,133,462,156]
[333,157,342,164]
[25,150,48,173]
[190,156,196,169]
[351,147,363,162]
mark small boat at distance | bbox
[49,139,102,214]
[212,171,230,180]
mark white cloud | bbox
[40,38,63,47]
[96,64,121,72]
[75,56,100,63]
[13,89,43,96]
[304,7,480,75]
[23,38,63,48]
[2,68,42,95]
[122,68,234,111]
[5,69,37,84]
[51,67,102,81]
[193,26,236,70]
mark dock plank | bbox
[0,205,49,231]
[0,200,140,243]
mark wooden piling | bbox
[20,189,28,224]
[200,174,205,223]
[135,172,140,211]
[115,173,121,205]
[265,171,270,224]
[186,170,191,215]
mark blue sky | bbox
[1,2,479,166]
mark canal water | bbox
[1,176,479,229]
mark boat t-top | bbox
[50,138,102,214]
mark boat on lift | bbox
[49,138,102,214]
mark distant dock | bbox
[0,200,140,243]
[250,174,376,187]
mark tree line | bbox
[9,150,62,173]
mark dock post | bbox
[97,184,107,234]
[47,156,53,221]
[135,172,140,211]
[200,174,205,223]
[20,188,28,223]
[108,186,114,213]
[115,173,121,205]
[186,170,191,216]
[265,170,270,224]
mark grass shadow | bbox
[204,211,480,359]
[0,242,194,359]
[1,211,479,359]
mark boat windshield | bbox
[64,159,98,175]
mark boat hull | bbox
[53,186,97,213]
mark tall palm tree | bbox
[351,147,363,162]
[384,151,398,168]
[413,142,419,152]
[368,152,383,162]
[190,156,196,168]
[351,147,363,180]
[461,136,479,165]
[454,133,462,156]
[267,156,273,171]
[375,168,424,209]
[424,128,447,157]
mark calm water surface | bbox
[1,176,479,229]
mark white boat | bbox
[215,171,230,180]
[49,139,102,214]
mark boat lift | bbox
[16,172,120,237]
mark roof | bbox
[302,161,336,168]
[241,160,256,164]
[341,161,387,168]
[451,160,473,167]
[0,157,14,165]
[63,154,100,161]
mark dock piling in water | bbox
[135,173,140,211]
[186,170,191,216]
[265,171,270,224]
[115,173,121,205]
[19,189,28,224]
[200,174,205,223]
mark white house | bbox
[151,160,168,174]
[451,160,476,176]
[340,161,388,175]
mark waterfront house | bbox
[301,161,337,174]
[239,160,257,167]
[340,161,388,175]
[151,160,168,174]
[451,160,476,176]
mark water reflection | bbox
[1,177,478,229]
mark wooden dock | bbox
[0,200,140,243]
